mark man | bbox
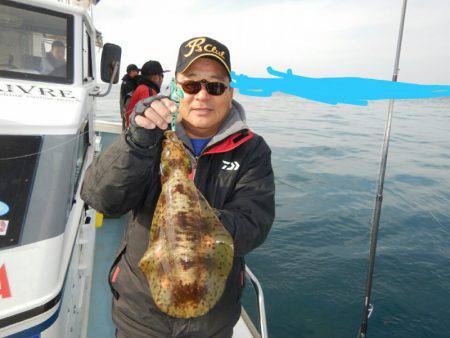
[125,60,169,128]
[120,64,140,130]
[81,37,275,338]
[41,40,66,75]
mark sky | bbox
[93,0,450,84]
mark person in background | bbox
[120,64,140,130]
[81,36,275,338]
[41,40,66,75]
[125,60,169,128]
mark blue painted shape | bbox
[0,201,9,216]
[5,305,60,338]
[231,67,450,106]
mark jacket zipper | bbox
[191,146,210,182]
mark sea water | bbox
[95,86,450,338]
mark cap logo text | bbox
[184,37,226,60]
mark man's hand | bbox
[133,97,179,130]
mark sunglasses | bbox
[178,79,228,96]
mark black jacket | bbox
[81,100,275,337]
[119,74,138,114]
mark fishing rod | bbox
[357,1,408,337]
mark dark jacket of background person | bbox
[125,75,160,128]
[119,74,138,129]
[80,99,275,337]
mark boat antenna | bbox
[357,1,408,337]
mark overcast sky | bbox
[93,0,450,84]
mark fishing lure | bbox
[169,78,185,131]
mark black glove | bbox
[126,95,170,148]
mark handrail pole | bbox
[245,265,269,338]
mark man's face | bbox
[176,58,233,137]
[52,47,65,61]
[129,70,138,78]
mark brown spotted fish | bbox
[139,130,234,318]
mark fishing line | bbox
[274,177,309,193]
[0,130,90,161]
[391,189,448,228]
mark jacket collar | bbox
[176,100,249,155]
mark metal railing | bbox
[245,265,268,338]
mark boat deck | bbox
[87,214,124,338]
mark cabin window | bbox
[82,23,94,82]
[0,0,74,84]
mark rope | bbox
[0,131,89,161]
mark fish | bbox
[139,130,234,318]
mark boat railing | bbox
[93,119,122,134]
[244,265,268,338]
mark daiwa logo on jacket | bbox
[221,160,240,171]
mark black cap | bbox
[126,64,140,73]
[176,37,231,76]
[141,60,170,76]
[51,40,65,49]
